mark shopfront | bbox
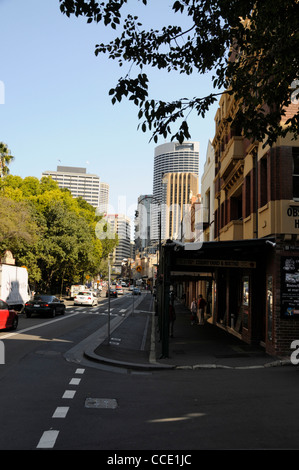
[159,238,276,357]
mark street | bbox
[0,291,299,453]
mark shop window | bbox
[242,276,249,329]
[267,276,273,341]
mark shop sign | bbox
[286,205,299,229]
[176,259,256,268]
[281,256,299,317]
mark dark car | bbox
[106,287,118,298]
[0,299,18,330]
[24,295,65,318]
[132,287,141,295]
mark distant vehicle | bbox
[0,263,31,311]
[132,287,141,295]
[74,291,98,307]
[24,295,65,318]
[0,299,18,330]
[70,285,85,299]
[129,285,134,291]
[106,287,118,298]
[116,285,124,295]
[121,281,127,287]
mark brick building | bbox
[203,93,299,356]
[165,95,299,358]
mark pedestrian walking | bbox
[197,294,206,325]
[190,298,197,325]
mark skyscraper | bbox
[151,141,200,240]
[42,166,101,208]
[98,182,110,214]
[161,172,199,240]
[105,214,131,273]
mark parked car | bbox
[132,287,141,295]
[74,291,98,307]
[0,299,18,330]
[116,285,124,295]
[24,295,65,318]
[106,287,118,298]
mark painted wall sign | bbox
[281,256,299,317]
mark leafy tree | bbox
[0,142,14,177]
[0,196,42,283]
[0,174,118,292]
[59,0,299,146]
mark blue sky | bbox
[0,0,220,225]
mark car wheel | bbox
[26,312,31,318]
[61,307,65,315]
[51,308,56,318]
[11,316,18,330]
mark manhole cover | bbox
[85,398,118,409]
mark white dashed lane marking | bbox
[36,430,60,449]
[36,367,85,449]
[52,407,69,418]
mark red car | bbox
[0,299,18,330]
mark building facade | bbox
[161,172,199,241]
[152,141,200,241]
[106,214,131,275]
[42,166,101,208]
[98,182,110,214]
[135,194,153,252]
[198,94,299,357]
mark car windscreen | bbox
[34,295,53,302]
[78,292,91,295]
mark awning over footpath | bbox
[165,237,276,279]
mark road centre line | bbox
[36,430,60,449]
[62,390,76,399]
[52,407,69,418]
[69,377,81,385]
[36,367,85,449]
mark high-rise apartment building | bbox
[42,166,101,208]
[106,214,131,273]
[161,172,199,240]
[151,141,200,240]
[98,182,110,214]
[135,194,153,251]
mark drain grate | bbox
[85,398,118,409]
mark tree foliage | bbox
[0,175,118,292]
[0,142,14,177]
[59,0,299,146]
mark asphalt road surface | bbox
[1,292,299,454]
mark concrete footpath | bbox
[84,292,292,371]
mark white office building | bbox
[42,166,101,208]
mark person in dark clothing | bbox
[169,304,176,337]
[197,294,206,325]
